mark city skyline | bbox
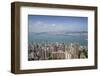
[28,15,88,33]
[28,15,88,60]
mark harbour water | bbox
[28,32,88,46]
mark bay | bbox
[28,32,88,46]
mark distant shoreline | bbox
[29,31,88,36]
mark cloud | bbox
[51,24,56,27]
[29,21,67,33]
[29,20,87,33]
[28,15,88,33]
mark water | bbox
[28,33,88,46]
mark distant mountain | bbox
[30,31,88,35]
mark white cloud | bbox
[51,24,56,27]
[29,21,87,33]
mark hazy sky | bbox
[28,15,88,33]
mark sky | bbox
[28,15,88,33]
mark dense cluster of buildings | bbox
[28,42,88,61]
